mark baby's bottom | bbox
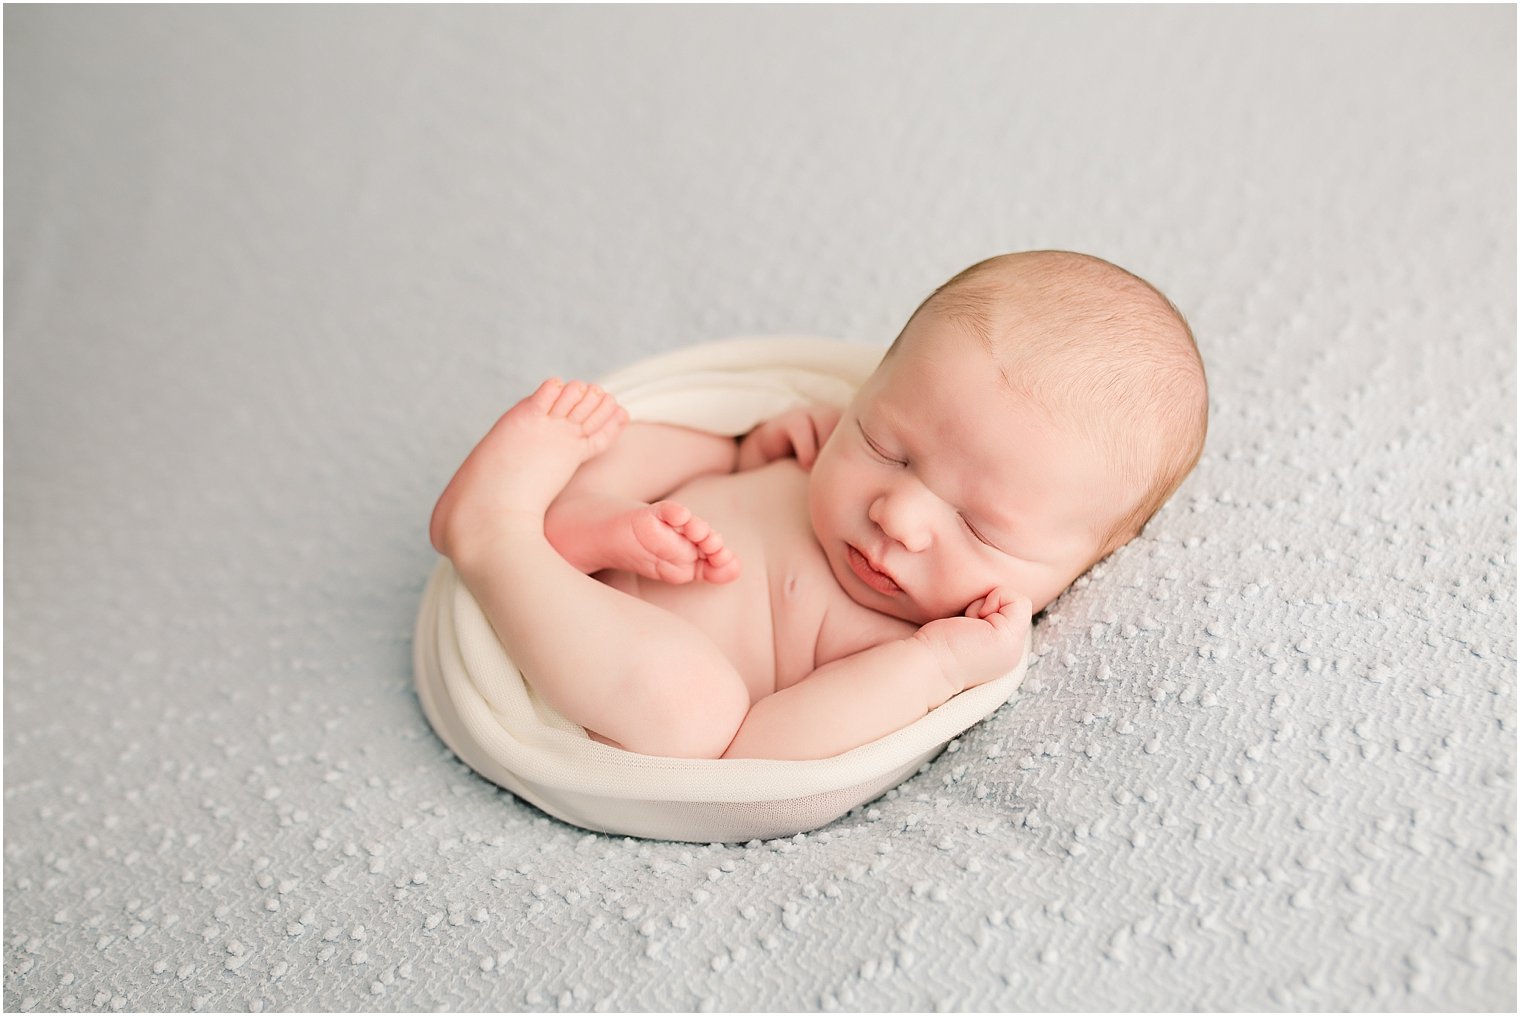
[429,381,751,759]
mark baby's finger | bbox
[967,589,998,619]
[759,421,792,462]
[806,414,830,467]
[997,595,1033,623]
[794,421,819,469]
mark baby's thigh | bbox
[591,650,750,759]
[580,573,752,758]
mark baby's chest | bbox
[673,464,838,696]
[603,462,905,702]
[607,465,829,698]
[763,522,851,694]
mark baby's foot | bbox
[548,496,741,584]
[430,379,628,559]
[912,589,1032,697]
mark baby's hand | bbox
[736,404,843,472]
[912,589,1033,698]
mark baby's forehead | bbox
[867,362,1083,462]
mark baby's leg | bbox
[545,421,742,584]
[430,380,751,759]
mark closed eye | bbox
[860,425,906,467]
[960,513,1000,550]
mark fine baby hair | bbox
[897,251,1207,559]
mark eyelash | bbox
[960,513,995,547]
[863,432,906,467]
[863,427,997,550]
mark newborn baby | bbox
[430,251,1207,760]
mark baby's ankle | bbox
[547,492,627,537]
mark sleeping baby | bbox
[429,251,1207,760]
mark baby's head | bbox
[809,250,1207,621]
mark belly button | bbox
[785,574,800,597]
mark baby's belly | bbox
[597,463,831,704]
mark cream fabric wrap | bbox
[412,336,1031,843]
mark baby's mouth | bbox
[847,545,901,595]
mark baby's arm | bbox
[735,404,842,471]
[553,419,739,506]
[553,400,839,509]
[721,591,1031,760]
[551,401,838,512]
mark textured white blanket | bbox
[4,6,1512,1012]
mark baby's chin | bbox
[837,576,934,625]
[820,539,935,623]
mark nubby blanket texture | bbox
[413,338,1030,841]
[5,7,1512,1012]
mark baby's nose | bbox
[869,493,932,553]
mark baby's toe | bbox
[566,384,606,423]
[632,502,702,577]
[547,380,589,418]
[580,391,625,433]
[528,378,566,412]
[676,515,712,546]
[700,550,741,584]
[650,500,693,528]
[693,529,727,558]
